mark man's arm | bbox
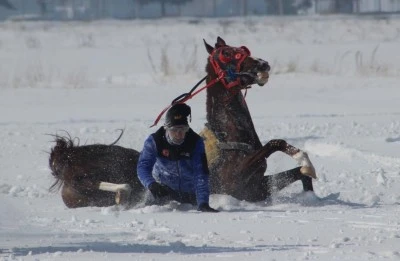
[192,139,211,206]
[193,139,219,212]
[137,136,158,188]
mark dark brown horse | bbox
[49,37,316,208]
[200,37,316,202]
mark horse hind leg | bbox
[98,182,133,206]
[73,179,133,206]
[61,184,92,208]
[61,181,132,208]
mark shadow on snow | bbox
[1,241,318,257]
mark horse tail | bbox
[48,130,126,192]
[49,135,74,192]
[109,129,124,145]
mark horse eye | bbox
[222,49,231,57]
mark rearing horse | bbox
[200,37,316,202]
[48,37,316,208]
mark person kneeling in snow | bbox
[137,103,218,212]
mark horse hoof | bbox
[115,189,130,206]
[300,166,317,179]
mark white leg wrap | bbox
[293,151,317,179]
[98,182,132,193]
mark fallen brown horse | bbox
[49,131,144,208]
[49,37,316,208]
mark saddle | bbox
[200,124,253,167]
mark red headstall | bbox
[209,45,251,89]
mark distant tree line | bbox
[0,0,15,10]
[1,0,398,18]
[265,0,312,15]
[134,0,314,16]
[137,0,193,17]
[0,0,352,16]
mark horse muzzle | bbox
[237,70,269,87]
[241,59,270,87]
[254,59,270,86]
[255,71,269,86]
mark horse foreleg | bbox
[238,140,316,201]
[248,139,316,179]
[261,167,314,195]
[292,150,316,179]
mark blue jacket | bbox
[137,127,210,206]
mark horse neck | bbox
[205,78,261,147]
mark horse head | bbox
[202,36,269,142]
[204,36,270,90]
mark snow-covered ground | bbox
[1,16,400,261]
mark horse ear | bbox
[203,39,214,54]
[215,36,226,48]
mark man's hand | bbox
[148,182,171,198]
[198,203,219,213]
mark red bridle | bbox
[209,45,251,89]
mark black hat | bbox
[165,103,191,127]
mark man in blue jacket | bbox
[137,103,218,212]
